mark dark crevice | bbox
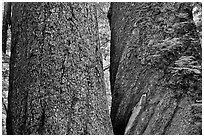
[139,103,158,135]
[38,105,45,134]
[162,98,181,134]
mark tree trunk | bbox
[108,2,201,135]
[7,2,113,135]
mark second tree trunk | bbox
[108,2,201,135]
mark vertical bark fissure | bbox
[85,6,91,134]
[8,2,113,135]
[38,3,47,134]
[23,4,31,134]
[109,2,201,135]
[162,99,180,134]
[139,105,157,135]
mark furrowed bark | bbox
[109,2,201,135]
[7,2,113,135]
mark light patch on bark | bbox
[124,94,146,134]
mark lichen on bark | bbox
[109,2,201,135]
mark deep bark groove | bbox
[109,2,201,135]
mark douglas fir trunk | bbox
[6,2,113,135]
[108,2,202,135]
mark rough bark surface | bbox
[7,2,113,135]
[108,2,202,135]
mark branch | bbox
[2,98,8,114]
[103,64,110,71]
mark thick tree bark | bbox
[7,2,113,135]
[108,2,201,135]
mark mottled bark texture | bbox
[108,2,202,135]
[7,2,113,135]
